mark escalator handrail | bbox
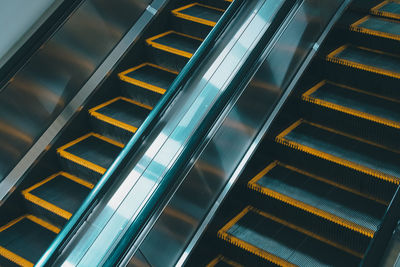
[36,0,243,265]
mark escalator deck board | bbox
[118,63,178,94]
[302,80,400,129]
[57,133,124,174]
[207,255,243,267]
[172,3,224,26]
[89,97,152,133]
[22,172,93,220]
[146,31,203,58]
[248,161,384,235]
[218,206,360,267]
[326,45,400,79]
[276,120,400,184]
[371,0,400,20]
[350,15,400,41]
[0,215,59,266]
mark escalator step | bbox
[172,3,224,27]
[118,63,178,95]
[350,15,400,41]
[371,0,400,20]
[57,133,124,183]
[275,120,400,185]
[0,215,60,267]
[89,97,152,144]
[22,172,93,225]
[206,255,243,267]
[218,206,360,266]
[248,161,384,238]
[146,31,203,58]
[326,45,400,79]
[302,80,400,129]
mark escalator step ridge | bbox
[326,45,400,79]
[172,2,225,27]
[146,30,204,58]
[302,80,400,129]
[218,206,360,266]
[118,62,178,94]
[371,0,400,20]
[247,161,378,238]
[276,119,400,185]
[0,215,60,266]
[206,255,243,267]
[22,172,93,220]
[57,132,124,175]
[217,207,297,267]
[350,15,400,41]
[89,96,152,133]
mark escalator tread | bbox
[276,120,400,184]
[172,3,225,26]
[0,216,60,266]
[218,206,360,267]
[371,0,400,20]
[302,80,400,129]
[248,161,384,235]
[350,15,400,41]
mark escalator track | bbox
[187,1,400,266]
[0,1,230,266]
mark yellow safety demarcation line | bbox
[248,161,376,239]
[118,62,178,94]
[146,30,204,58]
[225,0,233,2]
[57,132,124,174]
[326,45,400,79]
[21,172,94,220]
[218,206,298,267]
[0,215,60,266]
[206,255,244,267]
[350,15,400,41]
[275,119,400,185]
[172,3,225,27]
[89,96,153,133]
[371,0,400,20]
[302,80,400,130]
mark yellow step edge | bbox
[302,80,400,130]
[206,255,243,267]
[172,3,224,27]
[218,206,298,267]
[275,119,400,185]
[146,30,204,58]
[57,132,124,175]
[326,45,400,80]
[371,0,400,20]
[89,96,153,133]
[248,161,375,239]
[350,15,400,41]
[0,215,60,267]
[21,172,94,220]
[118,62,178,94]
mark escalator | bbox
[186,0,400,266]
[0,1,230,266]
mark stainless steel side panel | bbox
[0,0,157,199]
[135,0,350,266]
